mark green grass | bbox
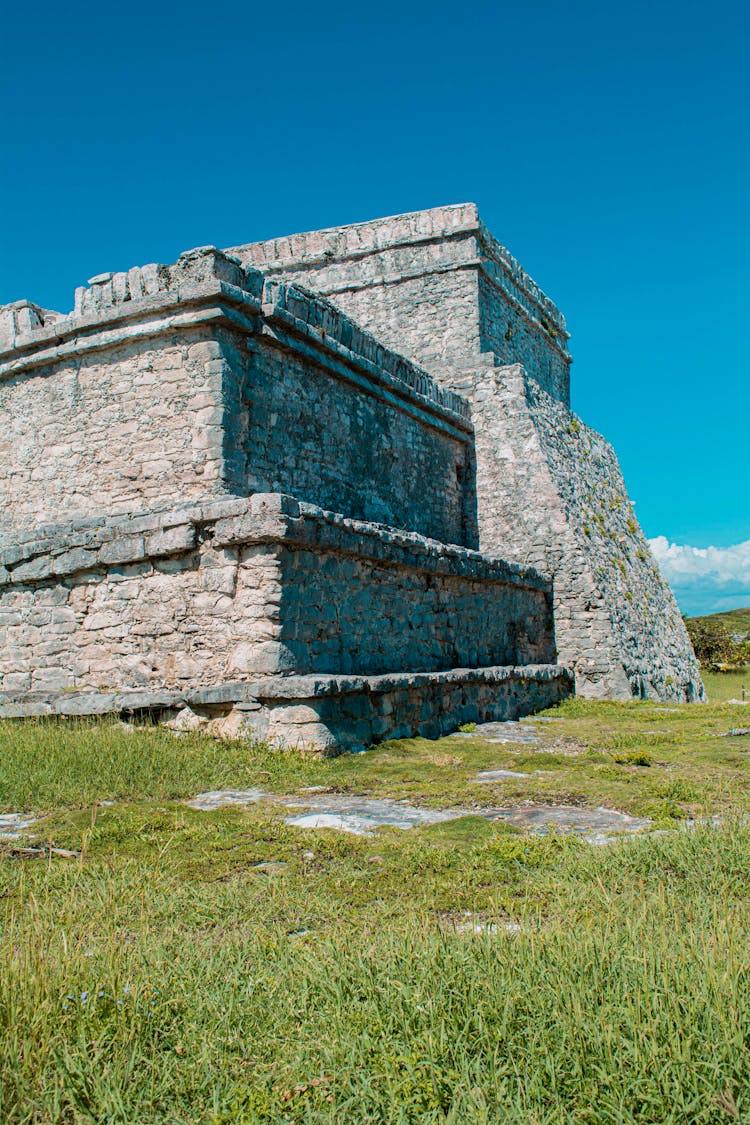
[702,668,750,703]
[3,696,750,821]
[3,702,750,1122]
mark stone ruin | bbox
[0,204,703,751]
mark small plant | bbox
[458,722,476,733]
[540,314,558,339]
[613,749,653,767]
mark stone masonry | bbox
[0,205,701,751]
[235,206,703,702]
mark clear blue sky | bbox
[2,0,748,608]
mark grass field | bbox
[2,698,750,1123]
[702,668,750,703]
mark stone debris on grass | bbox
[252,861,289,875]
[438,911,524,936]
[0,813,37,839]
[448,720,543,745]
[187,788,653,842]
[473,769,531,781]
[721,727,750,738]
[186,789,271,811]
[453,919,523,937]
[5,844,78,860]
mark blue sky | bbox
[2,0,748,614]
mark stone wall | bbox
[228,203,572,403]
[213,665,573,753]
[0,328,230,538]
[0,249,476,548]
[449,363,703,701]
[0,494,554,698]
[0,202,699,723]
[0,666,573,755]
[223,282,477,547]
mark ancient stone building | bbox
[0,205,702,750]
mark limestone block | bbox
[165,707,209,732]
[99,538,146,565]
[11,556,52,583]
[52,548,98,576]
[248,493,301,518]
[145,525,196,557]
[267,712,338,754]
[229,640,300,675]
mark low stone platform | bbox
[0,665,573,753]
[0,488,571,751]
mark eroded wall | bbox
[0,248,477,549]
[219,331,475,546]
[450,363,703,701]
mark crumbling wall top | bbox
[0,246,469,425]
[229,203,568,339]
[227,204,570,402]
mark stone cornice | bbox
[229,203,569,347]
[0,493,551,593]
[0,248,471,437]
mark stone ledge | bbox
[243,664,572,701]
[228,203,567,338]
[0,249,469,433]
[0,494,551,593]
[0,664,574,755]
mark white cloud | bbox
[648,536,750,617]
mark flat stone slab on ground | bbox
[473,769,531,781]
[187,789,652,842]
[284,796,460,835]
[448,720,543,745]
[188,787,464,835]
[0,813,37,839]
[186,789,270,811]
[484,804,653,845]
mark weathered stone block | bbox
[99,537,147,565]
[11,556,52,583]
[52,548,98,576]
[145,525,196,557]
